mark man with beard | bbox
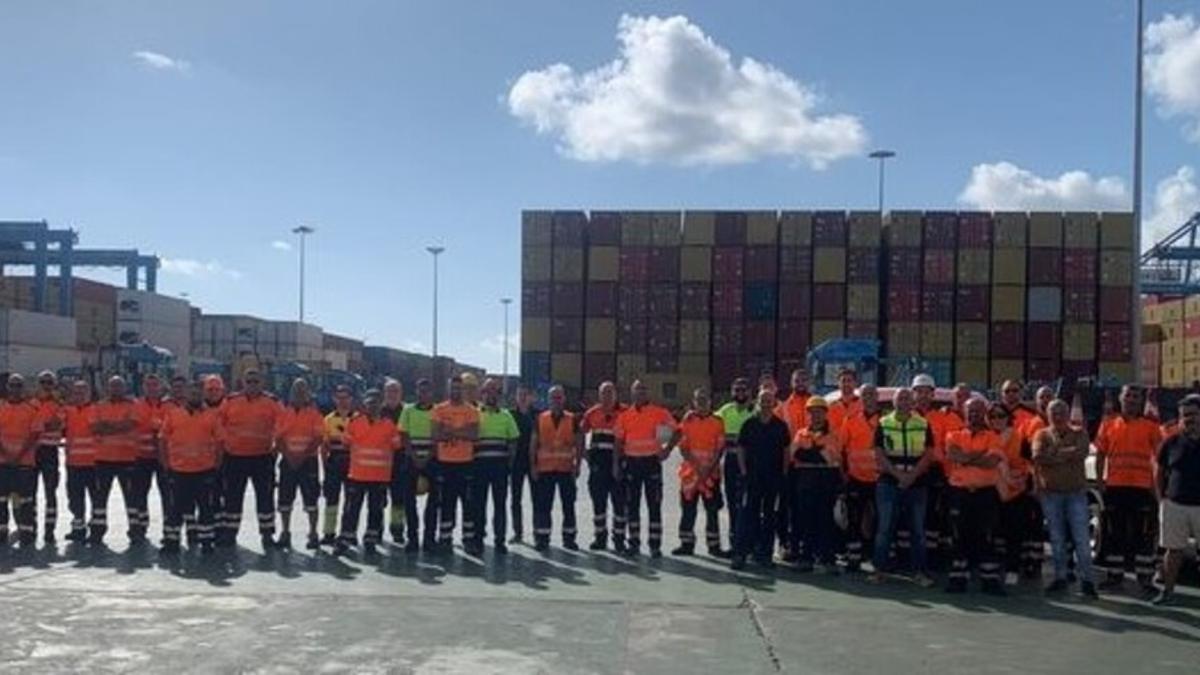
[715,378,756,554]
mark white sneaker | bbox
[1005,572,1020,587]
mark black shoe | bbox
[261,535,276,551]
[216,537,236,549]
[1045,579,1069,595]
[650,548,662,559]
[1098,575,1124,591]
[534,540,550,553]
[160,542,181,557]
[43,531,55,545]
[1066,571,1078,584]
[709,547,732,560]
[1138,583,1158,600]
[731,556,747,571]
[363,542,378,557]
[945,580,968,594]
[589,537,607,551]
[509,533,524,545]
[671,545,695,557]
[65,529,85,543]
[563,540,579,552]
[495,543,509,556]
[332,541,349,557]
[306,533,320,550]
[0,530,8,546]
[86,532,103,547]
[794,560,814,573]
[186,532,199,549]
[781,549,800,564]
[320,533,337,546]
[405,540,420,554]
[1081,581,1099,599]
[754,556,775,569]
[1151,590,1174,606]
[613,539,628,555]
[18,535,36,549]
[464,542,484,557]
[128,533,147,547]
[277,533,292,550]
[200,542,215,556]
[982,582,1007,597]
[390,528,405,546]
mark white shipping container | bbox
[0,344,82,376]
[116,289,191,327]
[0,308,77,350]
[274,321,323,348]
[324,349,349,371]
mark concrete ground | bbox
[3,456,1198,674]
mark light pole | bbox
[868,150,896,215]
[500,297,513,398]
[292,226,315,323]
[426,246,445,382]
[1131,0,1144,375]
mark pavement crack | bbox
[739,589,782,672]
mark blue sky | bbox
[2,1,1198,373]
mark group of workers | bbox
[0,364,1197,606]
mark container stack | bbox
[991,213,1026,387]
[777,211,813,385]
[885,211,923,382]
[846,211,882,343]
[1026,213,1063,384]
[812,211,847,350]
[550,211,586,402]
[954,212,992,387]
[1098,212,1136,383]
[616,211,651,396]
[743,211,780,385]
[711,211,747,392]
[1061,212,1098,383]
[520,211,554,395]
[679,211,714,393]
[583,210,620,400]
[920,212,956,384]
[644,211,684,397]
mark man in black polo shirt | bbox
[1154,394,1200,606]
[731,387,791,571]
[508,384,538,544]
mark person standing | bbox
[715,378,756,555]
[943,399,1006,595]
[133,374,170,548]
[431,375,480,554]
[507,384,538,546]
[381,379,407,546]
[1152,394,1200,606]
[839,384,881,573]
[274,378,325,550]
[398,379,438,553]
[1031,399,1098,598]
[730,387,791,571]
[580,381,626,552]
[530,385,581,552]
[915,378,966,571]
[159,379,223,556]
[614,379,676,559]
[217,369,282,550]
[0,375,42,548]
[90,375,147,546]
[335,389,402,557]
[32,371,64,544]
[777,369,813,563]
[472,378,520,555]
[669,387,729,558]
[320,385,356,546]
[789,396,844,573]
[62,380,99,544]
[994,398,1041,586]
[870,387,936,587]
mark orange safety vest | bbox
[64,404,98,468]
[92,399,142,464]
[162,405,222,473]
[219,394,281,457]
[944,428,1004,490]
[1005,404,1037,437]
[276,404,326,462]
[1095,415,1161,490]
[616,404,675,457]
[346,415,401,483]
[677,412,724,499]
[432,401,479,464]
[35,395,63,447]
[582,403,625,454]
[922,406,965,464]
[536,410,577,474]
[840,411,880,483]
[0,399,42,467]
[782,393,811,437]
[997,427,1028,502]
[134,398,169,460]
[827,396,862,434]
[792,427,843,469]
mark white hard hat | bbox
[911,374,936,389]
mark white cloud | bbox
[958,161,1129,210]
[1146,14,1200,142]
[480,332,520,355]
[271,240,292,251]
[132,50,190,72]
[1146,166,1200,236]
[160,257,242,281]
[507,14,867,168]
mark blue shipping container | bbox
[744,284,778,320]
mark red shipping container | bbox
[712,247,745,283]
[588,211,621,246]
[647,284,679,318]
[584,354,617,388]
[887,284,921,321]
[957,285,990,321]
[1027,323,1062,360]
[745,320,776,355]
[1062,360,1097,381]
[1063,288,1097,322]
[647,321,679,354]
[744,246,780,282]
[776,355,806,386]
[648,247,680,282]
[846,321,879,339]
[991,323,1025,359]
[712,283,744,320]
[617,285,649,318]
[619,248,651,283]
[617,321,646,352]
[779,247,813,282]
[522,282,552,317]
[921,286,955,321]
[680,283,711,319]
[714,212,747,245]
[847,248,880,283]
[958,212,993,248]
[712,321,744,353]
[712,354,745,390]
[779,284,812,319]
[888,249,923,285]
[552,282,584,317]
[586,281,617,317]
[1028,249,1062,284]
[923,212,958,248]
[744,358,777,380]
[551,319,584,352]
[552,211,587,247]
[1098,323,1133,361]
[777,323,811,355]
[813,284,846,319]
[1028,358,1063,383]
[1099,286,1132,323]
[1063,249,1097,285]
[648,354,679,374]
[923,249,955,285]
[813,211,847,246]
[1186,318,1200,338]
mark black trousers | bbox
[388,455,408,539]
[723,452,743,548]
[509,459,531,540]
[587,448,625,544]
[340,480,388,545]
[947,486,1002,585]
[222,455,276,541]
[925,475,948,568]
[130,457,159,536]
[793,468,841,565]
[0,465,37,542]
[407,457,439,545]
[166,470,218,545]
[997,492,1044,575]
[437,461,474,544]
[471,457,509,546]
[66,465,98,535]
[36,445,60,534]
[679,489,723,550]
[278,456,320,531]
[533,471,577,545]
[322,451,350,505]
[1097,486,1158,579]
[843,479,876,568]
[777,468,795,551]
[735,478,779,559]
[93,461,141,541]
[624,456,663,551]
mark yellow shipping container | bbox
[958,249,991,285]
[1063,212,1099,248]
[991,359,1024,389]
[812,247,847,283]
[1063,323,1096,360]
[1187,361,1200,385]
[1161,299,1184,322]
[993,212,1028,248]
[522,318,551,352]
[921,323,954,358]
[887,322,921,356]
[812,320,845,344]
[779,211,813,247]
[992,248,1026,285]
[678,320,710,353]
[1100,212,1135,250]
[1163,337,1186,363]
[678,354,710,375]
[956,322,989,358]
[1142,324,1164,343]
[1099,251,1133,286]
[1187,337,1200,361]
[1028,213,1063,247]
[522,246,552,282]
[1163,321,1184,342]
[992,286,1026,322]
[746,211,778,244]
[955,359,989,387]
[1186,295,1200,319]
[621,212,653,246]
[846,284,879,321]
[585,319,616,353]
[680,246,712,282]
[683,211,716,246]
[588,246,619,282]
[848,211,882,247]
[1143,303,1163,324]
[1161,362,1185,387]
[885,211,923,248]
[552,247,585,281]
[551,353,583,387]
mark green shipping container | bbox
[992,212,1027,249]
[678,354,710,375]
[992,285,1026,322]
[779,211,813,247]
[746,211,779,245]
[621,212,653,246]
[1062,323,1096,360]
[885,211,923,248]
[523,318,551,352]
[1028,212,1063,248]
[991,248,1026,285]
[1063,212,1099,248]
[921,323,954,358]
[650,211,682,247]
[553,247,585,281]
[1100,212,1134,250]
[551,353,583,387]
[812,320,845,345]
[585,318,616,353]
[846,284,879,321]
[886,322,921,356]
[683,211,716,246]
[588,246,619,282]
[956,322,989,358]
[990,359,1024,389]
[680,246,712,282]
[679,320,710,353]
[958,249,992,285]
[955,359,989,388]
[848,211,882,247]
[1099,251,1134,286]
[813,247,847,283]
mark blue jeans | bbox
[1039,491,1094,583]
[873,481,928,573]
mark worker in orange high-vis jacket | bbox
[997,384,1053,584]
[320,384,356,546]
[274,378,326,550]
[914,376,966,570]
[201,375,227,543]
[998,380,1038,436]
[63,380,99,543]
[431,374,480,554]
[133,374,171,546]
[943,399,1007,595]
[0,375,43,547]
[790,396,845,572]
[669,387,729,559]
[90,375,148,546]
[580,381,626,552]
[839,383,881,572]
[777,368,813,563]
[217,369,282,550]
[530,385,582,552]
[335,389,402,557]
[1094,384,1163,594]
[160,379,224,556]
[614,379,677,558]
[32,370,64,544]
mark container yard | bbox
[521,209,1137,405]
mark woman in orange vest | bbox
[531,385,581,552]
[790,396,844,572]
[943,399,1006,595]
[160,379,224,555]
[335,389,402,557]
[63,380,99,544]
[669,387,728,558]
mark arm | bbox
[529,427,540,480]
[1156,442,1169,502]
[662,428,683,461]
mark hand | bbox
[898,473,914,489]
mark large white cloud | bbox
[958,161,1129,210]
[1146,166,1200,236]
[507,14,868,168]
[1146,14,1200,143]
